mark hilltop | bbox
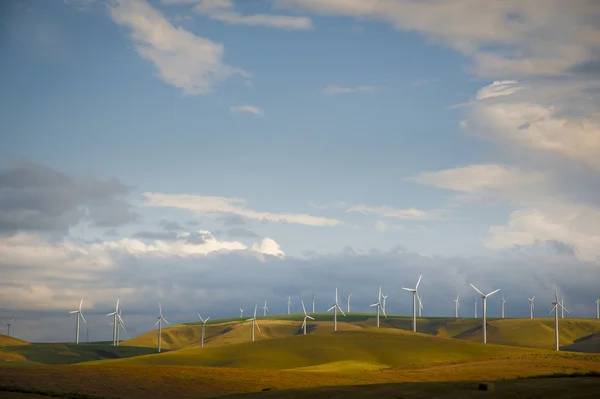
[0,334,29,346]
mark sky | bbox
[0,0,599,342]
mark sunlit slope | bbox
[123,316,364,349]
[455,318,600,349]
[0,334,29,346]
[89,328,551,371]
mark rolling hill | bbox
[0,334,29,346]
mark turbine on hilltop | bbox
[106,299,122,346]
[111,309,126,346]
[2,317,15,337]
[346,293,352,313]
[454,295,460,318]
[327,288,346,331]
[69,298,86,344]
[155,303,169,353]
[550,283,569,351]
[197,313,210,347]
[528,296,535,319]
[470,283,500,344]
[370,286,387,327]
[402,275,422,332]
[262,300,269,317]
[301,300,314,335]
[312,294,316,313]
[501,295,506,319]
[287,296,292,315]
[246,304,260,342]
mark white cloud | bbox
[274,1,600,77]
[109,0,249,95]
[163,0,314,30]
[311,201,444,220]
[229,104,264,116]
[323,85,383,95]
[252,237,285,259]
[475,80,523,100]
[143,193,341,226]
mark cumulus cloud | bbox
[0,160,138,237]
[229,104,264,116]
[142,192,341,226]
[323,85,383,95]
[109,0,249,95]
[192,0,313,30]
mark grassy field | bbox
[0,343,161,365]
[0,335,29,347]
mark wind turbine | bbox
[69,298,86,344]
[240,308,244,318]
[106,299,120,346]
[197,313,210,347]
[346,293,352,313]
[287,296,292,315]
[454,295,460,318]
[113,309,125,346]
[561,299,565,319]
[596,299,600,319]
[549,283,569,351]
[327,288,346,331]
[501,295,506,319]
[312,294,316,314]
[470,284,500,344]
[3,317,15,337]
[246,304,260,342]
[155,302,169,353]
[370,286,387,327]
[528,296,535,319]
[382,293,388,314]
[262,300,269,317]
[301,300,314,335]
[402,275,422,333]
[474,296,478,318]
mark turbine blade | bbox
[155,319,160,326]
[302,300,307,315]
[307,315,314,320]
[338,305,346,317]
[553,282,559,302]
[117,314,124,325]
[381,305,387,318]
[302,318,306,329]
[107,312,116,316]
[245,318,254,322]
[79,298,84,311]
[163,318,170,325]
[327,305,335,312]
[415,274,422,290]
[470,284,485,296]
[116,298,120,311]
[80,313,87,324]
[532,296,535,301]
[486,289,500,297]
[159,302,162,317]
[370,303,379,307]
[70,310,79,314]
[401,288,414,292]
[255,319,261,332]
[205,317,210,322]
[254,304,258,318]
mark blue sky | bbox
[1,0,599,341]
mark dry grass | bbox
[0,335,30,347]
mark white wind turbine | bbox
[262,300,269,317]
[549,283,569,351]
[240,308,244,318]
[287,296,292,315]
[470,284,500,344]
[402,275,422,332]
[156,302,169,353]
[312,294,316,314]
[327,288,346,331]
[112,309,126,346]
[454,295,460,318]
[246,304,261,342]
[370,286,387,327]
[528,296,535,319]
[106,299,121,346]
[301,300,314,335]
[501,295,506,319]
[596,298,600,319]
[346,293,352,313]
[69,298,86,344]
[3,317,15,337]
[474,296,478,318]
[561,299,565,319]
[197,313,210,347]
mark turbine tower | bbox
[301,300,314,335]
[287,296,292,315]
[528,296,535,319]
[474,296,478,318]
[312,294,316,314]
[155,302,169,353]
[370,286,387,327]
[346,293,352,313]
[262,300,269,317]
[501,295,506,319]
[550,283,569,351]
[470,284,500,344]
[402,275,422,333]
[246,304,260,342]
[596,298,600,319]
[327,288,346,331]
[197,313,210,347]
[3,317,15,337]
[106,298,120,346]
[69,298,86,344]
[240,308,243,318]
[454,295,460,318]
